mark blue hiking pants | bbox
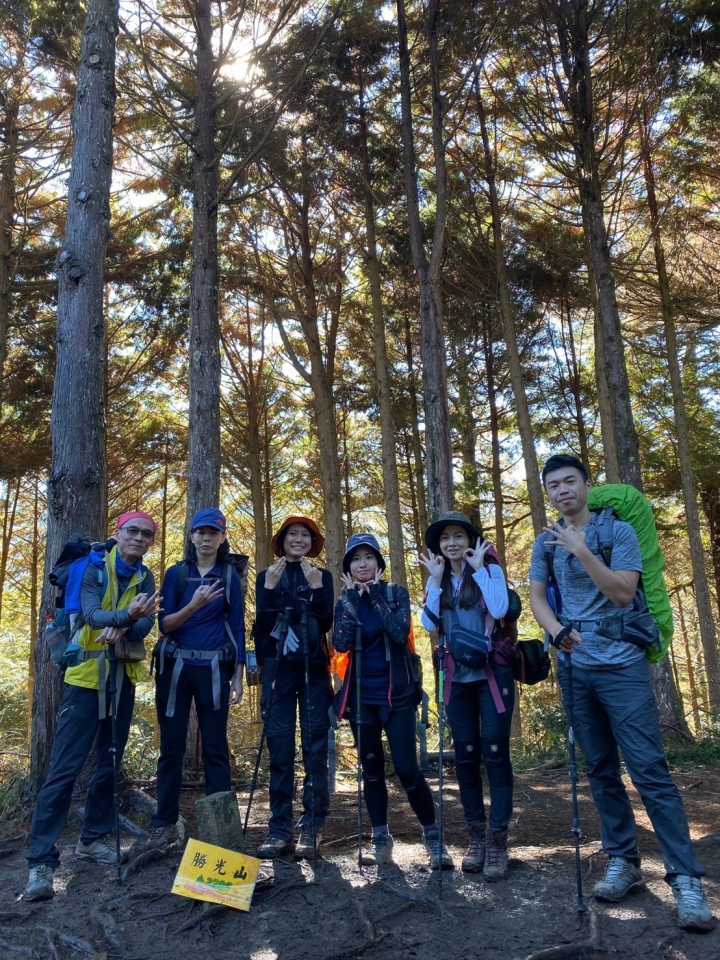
[558,657,704,879]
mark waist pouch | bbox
[448,623,490,670]
[115,636,147,663]
[512,639,551,685]
[569,590,660,653]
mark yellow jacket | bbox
[65,545,148,690]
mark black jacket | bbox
[254,561,333,666]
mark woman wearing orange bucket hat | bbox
[253,516,334,860]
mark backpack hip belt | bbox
[562,614,624,638]
[154,636,235,717]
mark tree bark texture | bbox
[700,481,720,622]
[186,0,221,527]
[403,314,428,539]
[640,121,720,710]
[0,476,20,621]
[30,0,117,793]
[543,0,640,486]
[358,91,407,587]
[476,80,545,535]
[481,309,507,567]
[0,93,18,417]
[396,0,453,519]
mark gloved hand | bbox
[283,627,300,656]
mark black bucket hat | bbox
[424,511,482,554]
[342,533,386,574]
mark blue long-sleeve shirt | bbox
[159,561,246,663]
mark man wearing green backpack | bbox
[529,455,714,933]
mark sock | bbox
[372,825,389,838]
[423,823,439,838]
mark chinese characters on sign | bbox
[172,839,262,912]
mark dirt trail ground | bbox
[0,764,718,960]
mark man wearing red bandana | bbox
[24,512,161,902]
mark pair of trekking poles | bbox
[244,604,320,863]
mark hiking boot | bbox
[294,824,322,860]
[24,864,54,901]
[593,857,645,902]
[461,821,486,873]
[423,829,454,870]
[484,827,509,881]
[75,835,118,864]
[142,822,183,852]
[257,834,295,858]
[669,875,716,932]
[361,833,394,866]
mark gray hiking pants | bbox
[557,657,704,880]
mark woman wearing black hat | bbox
[333,534,452,870]
[254,516,334,860]
[420,511,513,881]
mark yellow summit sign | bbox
[172,838,261,912]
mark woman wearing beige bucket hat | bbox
[252,516,334,860]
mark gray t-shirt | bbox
[529,516,644,669]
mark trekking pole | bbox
[564,650,586,915]
[107,644,122,883]
[354,618,363,869]
[436,631,447,900]
[243,611,291,837]
[300,600,318,864]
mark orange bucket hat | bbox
[271,515,325,558]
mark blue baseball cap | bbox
[191,508,227,533]
[342,533,386,574]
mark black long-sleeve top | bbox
[255,560,334,665]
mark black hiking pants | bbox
[27,678,135,868]
[349,704,436,829]
[261,657,332,840]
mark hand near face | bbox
[543,520,587,558]
[264,556,287,590]
[463,538,491,571]
[300,557,323,590]
[419,550,444,588]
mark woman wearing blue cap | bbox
[145,508,246,849]
[332,534,452,870]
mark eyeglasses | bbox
[122,526,154,539]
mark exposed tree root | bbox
[173,902,226,934]
[121,846,172,880]
[321,931,390,960]
[0,938,34,956]
[91,908,124,951]
[524,906,601,960]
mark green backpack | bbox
[586,484,673,663]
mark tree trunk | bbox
[700,481,720,621]
[28,474,40,738]
[396,0,453,519]
[0,94,18,417]
[481,308,507,567]
[403,314,429,539]
[560,293,590,471]
[358,89,407,587]
[640,119,720,711]
[29,0,117,793]
[676,589,702,737]
[0,476,20,621]
[475,79,545,536]
[581,215,620,482]
[186,0,220,526]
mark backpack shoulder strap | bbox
[173,560,190,608]
[594,507,616,568]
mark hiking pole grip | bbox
[354,619,363,869]
[565,653,586,914]
[107,643,122,883]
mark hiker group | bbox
[24,455,715,933]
